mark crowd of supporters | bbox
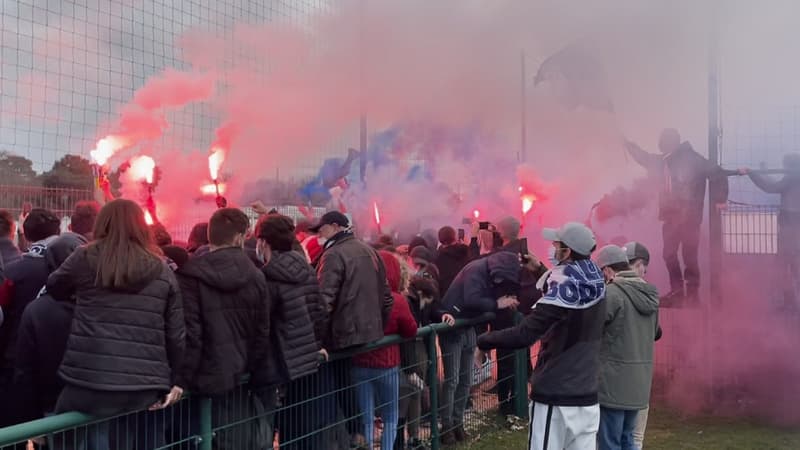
[0,200,661,450]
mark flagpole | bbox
[520,51,527,163]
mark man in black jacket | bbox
[439,251,521,445]
[312,210,393,351]
[176,208,271,450]
[626,129,729,304]
[312,210,393,445]
[478,222,606,450]
[256,213,329,450]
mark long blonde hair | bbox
[91,199,162,289]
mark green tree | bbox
[40,154,95,190]
[0,151,39,185]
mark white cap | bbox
[542,222,597,256]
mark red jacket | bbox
[353,252,418,368]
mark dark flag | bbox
[534,42,614,113]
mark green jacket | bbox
[599,271,659,410]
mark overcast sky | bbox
[0,0,798,205]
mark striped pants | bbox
[527,402,599,450]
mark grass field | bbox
[459,406,800,450]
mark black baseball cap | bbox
[309,211,350,232]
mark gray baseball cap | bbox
[542,222,597,256]
[595,245,630,269]
[624,241,651,264]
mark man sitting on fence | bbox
[477,222,606,450]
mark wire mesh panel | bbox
[0,0,346,189]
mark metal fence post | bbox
[198,397,213,450]
[426,329,440,450]
[512,348,529,418]
[512,313,529,418]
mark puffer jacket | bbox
[440,251,521,318]
[478,259,606,406]
[317,232,394,351]
[47,245,184,392]
[599,271,660,410]
[176,247,270,395]
[255,250,326,387]
[353,252,418,369]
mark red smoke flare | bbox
[208,147,226,181]
[129,155,156,184]
[522,195,536,215]
[373,201,381,225]
[90,136,129,166]
[144,210,154,225]
[473,209,481,219]
[201,183,227,195]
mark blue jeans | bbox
[598,406,638,450]
[352,366,400,450]
[439,328,476,430]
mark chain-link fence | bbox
[0,0,351,186]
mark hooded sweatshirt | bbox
[176,247,270,395]
[599,271,660,410]
[477,259,606,406]
[435,242,471,296]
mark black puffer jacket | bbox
[176,247,270,395]
[255,251,325,387]
[317,232,393,350]
[47,246,184,392]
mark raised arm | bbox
[624,140,661,171]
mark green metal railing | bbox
[0,312,533,450]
